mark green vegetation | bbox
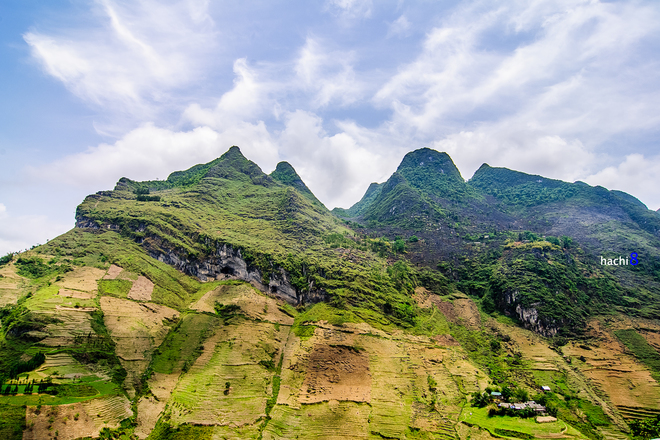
[0,404,25,440]
[151,313,219,374]
[270,161,324,207]
[460,406,584,439]
[148,422,215,440]
[7,352,45,379]
[65,147,422,327]
[0,253,14,266]
[332,182,382,219]
[14,256,73,279]
[98,279,133,298]
[629,415,660,439]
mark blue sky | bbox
[1,0,660,254]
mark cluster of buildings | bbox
[497,401,547,413]
[489,386,552,414]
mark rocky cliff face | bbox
[146,243,328,306]
[502,290,559,337]
[75,218,328,306]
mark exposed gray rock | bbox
[147,243,327,307]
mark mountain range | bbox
[1,146,659,439]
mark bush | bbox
[0,253,13,266]
[136,195,161,202]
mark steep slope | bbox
[269,161,325,209]
[357,148,485,229]
[332,182,382,219]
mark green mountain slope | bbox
[269,161,325,208]
[71,146,422,326]
[337,148,660,337]
[1,145,660,439]
[332,182,382,219]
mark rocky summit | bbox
[1,146,660,439]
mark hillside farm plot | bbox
[150,313,220,374]
[135,372,182,439]
[103,264,123,280]
[32,352,93,380]
[22,285,97,346]
[191,282,294,325]
[274,323,468,439]
[299,344,371,404]
[430,295,481,330]
[0,263,27,307]
[57,266,106,293]
[100,296,178,396]
[564,319,660,417]
[127,275,154,301]
[24,394,133,440]
[264,401,372,440]
[58,289,96,300]
[168,318,290,427]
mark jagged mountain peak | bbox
[270,161,324,208]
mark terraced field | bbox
[24,394,133,440]
[101,296,179,396]
[168,318,290,426]
[564,319,660,418]
[1,254,658,439]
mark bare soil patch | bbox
[127,275,154,301]
[428,296,481,329]
[640,330,660,352]
[25,402,97,440]
[434,334,461,347]
[58,267,105,292]
[299,344,371,404]
[103,264,123,279]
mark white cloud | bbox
[432,128,595,182]
[324,0,373,21]
[585,154,660,211]
[375,0,660,140]
[388,15,411,38]
[16,0,660,225]
[278,110,400,209]
[24,0,216,117]
[27,122,279,190]
[294,38,365,108]
[0,207,71,255]
[183,58,271,129]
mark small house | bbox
[541,386,551,392]
[490,391,502,402]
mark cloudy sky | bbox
[1,0,660,254]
